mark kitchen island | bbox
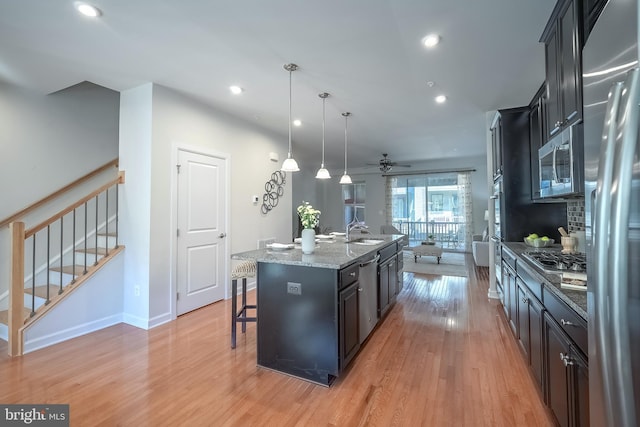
[232,234,404,386]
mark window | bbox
[389,172,472,250]
[343,182,366,226]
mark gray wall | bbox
[0,81,120,219]
[120,83,294,327]
[0,81,119,310]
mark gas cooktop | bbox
[522,250,587,274]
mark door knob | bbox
[218,233,227,238]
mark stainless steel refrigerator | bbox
[582,0,640,425]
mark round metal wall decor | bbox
[261,170,286,214]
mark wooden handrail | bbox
[25,172,124,239]
[0,158,119,229]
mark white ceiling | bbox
[0,0,555,171]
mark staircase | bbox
[0,160,124,356]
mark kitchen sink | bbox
[351,238,385,245]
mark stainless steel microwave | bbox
[539,124,584,198]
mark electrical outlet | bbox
[134,286,140,296]
[287,282,301,295]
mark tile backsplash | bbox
[567,199,585,231]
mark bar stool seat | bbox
[231,261,257,349]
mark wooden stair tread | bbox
[0,308,31,325]
[25,284,64,299]
[50,265,86,275]
[77,247,109,255]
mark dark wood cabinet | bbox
[529,84,546,200]
[491,114,503,180]
[339,281,360,370]
[378,243,399,319]
[545,312,572,427]
[544,311,590,427]
[503,246,546,392]
[378,260,390,317]
[491,108,567,242]
[516,279,530,358]
[528,292,545,390]
[541,0,583,141]
[573,347,590,427]
[503,261,517,335]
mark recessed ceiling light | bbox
[435,95,447,103]
[75,2,102,17]
[293,119,302,127]
[229,85,244,95]
[422,34,440,48]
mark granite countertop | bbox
[232,234,403,270]
[502,242,587,320]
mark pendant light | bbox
[315,92,331,179]
[281,63,300,172]
[339,112,352,184]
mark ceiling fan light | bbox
[281,156,299,172]
[339,173,352,184]
[316,167,331,179]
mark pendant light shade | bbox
[339,112,352,184]
[281,63,300,172]
[316,92,331,179]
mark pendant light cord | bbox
[288,68,292,157]
[344,113,349,174]
[322,96,326,167]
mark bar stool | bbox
[231,261,257,349]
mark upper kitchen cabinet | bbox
[490,114,503,180]
[528,84,546,200]
[491,108,567,242]
[540,0,583,142]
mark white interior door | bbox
[176,149,227,315]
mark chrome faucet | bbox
[346,219,368,242]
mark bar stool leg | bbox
[242,277,247,333]
[231,278,237,349]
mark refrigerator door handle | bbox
[595,80,624,427]
[552,145,559,183]
[609,67,640,427]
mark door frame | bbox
[169,143,231,320]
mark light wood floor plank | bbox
[0,257,552,426]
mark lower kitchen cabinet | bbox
[500,246,587,426]
[378,243,399,318]
[502,260,517,334]
[528,292,545,390]
[544,312,590,427]
[516,279,530,357]
[339,281,360,370]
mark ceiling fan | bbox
[367,153,411,173]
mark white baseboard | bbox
[122,313,150,330]
[23,314,123,354]
[148,312,171,329]
[122,311,172,330]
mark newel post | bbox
[9,221,25,356]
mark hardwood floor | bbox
[0,257,552,426]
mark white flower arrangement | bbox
[297,201,321,229]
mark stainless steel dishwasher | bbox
[358,254,379,344]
